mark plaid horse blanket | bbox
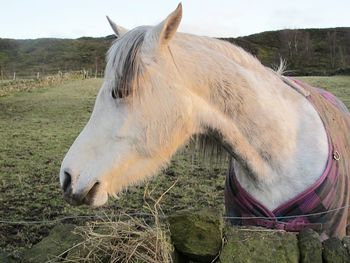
[224,78,350,239]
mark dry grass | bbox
[55,181,178,263]
[62,216,172,263]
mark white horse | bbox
[60,4,349,237]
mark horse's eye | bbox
[111,89,124,99]
[112,88,128,99]
[111,89,117,99]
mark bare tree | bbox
[326,30,337,69]
[279,29,313,70]
[344,30,350,67]
[338,46,346,68]
[280,30,295,63]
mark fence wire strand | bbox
[1,204,350,226]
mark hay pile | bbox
[63,216,172,263]
[59,183,176,263]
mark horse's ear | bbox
[106,16,128,38]
[152,3,182,46]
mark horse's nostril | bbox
[62,170,72,193]
[84,181,101,205]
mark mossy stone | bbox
[0,250,10,263]
[171,248,190,263]
[23,224,82,263]
[322,237,350,263]
[168,208,223,262]
[298,228,322,263]
[220,226,299,263]
[343,236,350,256]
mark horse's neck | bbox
[174,35,329,210]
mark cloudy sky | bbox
[1,0,349,39]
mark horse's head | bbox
[60,4,199,207]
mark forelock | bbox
[106,27,147,98]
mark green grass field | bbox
[1,76,350,257]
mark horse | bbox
[60,4,350,239]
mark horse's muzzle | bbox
[61,170,100,206]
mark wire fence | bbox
[0,68,105,81]
[0,70,103,97]
[1,204,349,226]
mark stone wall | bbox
[7,208,350,263]
[169,209,350,263]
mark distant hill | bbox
[222,27,350,75]
[0,27,349,78]
[0,36,115,78]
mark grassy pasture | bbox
[0,76,350,257]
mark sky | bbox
[1,0,349,39]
